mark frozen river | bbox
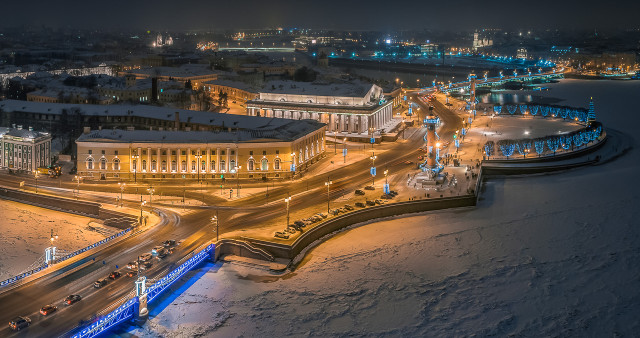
[128,79,640,337]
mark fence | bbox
[71,243,215,338]
[0,228,131,288]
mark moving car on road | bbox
[94,279,108,288]
[9,316,31,331]
[40,305,57,316]
[109,271,121,279]
[355,189,365,195]
[162,239,177,247]
[126,261,138,269]
[64,294,82,305]
[138,253,152,262]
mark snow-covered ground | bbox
[0,200,107,281]
[128,79,640,337]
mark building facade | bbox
[246,82,394,136]
[0,125,51,172]
[75,121,325,181]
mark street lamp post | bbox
[211,212,219,241]
[147,186,155,204]
[74,175,80,199]
[402,119,406,139]
[324,177,332,213]
[33,170,39,194]
[131,154,139,183]
[370,154,377,186]
[334,130,337,154]
[343,138,347,163]
[119,182,126,207]
[284,196,291,230]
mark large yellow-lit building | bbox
[75,117,325,181]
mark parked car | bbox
[293,220,305,228]
[381,194,393,199]
[64,294,82,305]
[162,239,176,247]
[389,190,398,196]
[366,200,376,206]
[126,270,138,278]
[138,253,152,262]
[312,215,322,222]
[108,271,121,280]
[317,213,328,219]
[364,186,375,190]
[355,202,366,208]
[275,231,290,239]
[9,316,31,331]
[94,279,108,288]
[40,305,57,316]
[355,189,365,195]
[329,209,340,216]
[343,204,354,211]
[126,261,138,269]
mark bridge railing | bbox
[70,243,215,338]
[0,228,132,289]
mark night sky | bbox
[1,0,639,31]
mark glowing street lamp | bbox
[131,154,139,183]
[74,175,81,199]
[370,154,377,185]
[119,182,126,207]
[33,170,39,194]
[324,177,332,213]
[211,213,219,241]
[235,166,241,197]
[284,196,292,230]
[147,186,155,204]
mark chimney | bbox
[83,127,91,134]
[28,126,33,131]
[17,125,22,130]
[175,112,180,131]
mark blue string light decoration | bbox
[541,106,549,117]
[534,138,545,155]
[547,137,561,154]
[493,106,502,115]
[519,105,528,114]
[530,106,539,116]
[498,140,515,158]
[484,141,495,158]
[507,105,517,115]
[560,135,572,150]
[572,133,584,147]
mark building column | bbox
[206,147,211,173]
[177,148,182,172]
[226,147,230,172]
[156,147,161,172]
[167,148,171,172]
[187,148,192,173]
[216,148,221,172]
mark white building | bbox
[246,81,393,138]
[0,125,51,172]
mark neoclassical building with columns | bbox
[246,81,393,139]
[75,120,325,181]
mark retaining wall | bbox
[0,187,100,217]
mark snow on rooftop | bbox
[0,100,324,141]
[260,80,372,97]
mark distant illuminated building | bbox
[517,48,528,60]
[0,125,51,171]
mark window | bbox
[191,161,196,171]
[88,150,92,154]
[210,160,216,171]
[231,150,235,155]
[181,161,186,172]
[113,158,120,170]
[247,159,255,171]
[249,151,253,155]
[220,160,226,171]
[101,150,105,155]
[212,150,216,155]
[86,158,94,170]
[230,159,236,171]
[151,160,157,171]
[221,151,226,156]
[276,150,279,154]
[262,151,266,155]
[162,161,167,172]
[142,160,147,171]
[261,158,268,171]
[172,151,176,155]
[100,158,106,170]
[274,158,281,170]
[181,151,186,156]
[201,161,206,171]
[115,150,118,156]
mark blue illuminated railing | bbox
[147,244,214,303]
[0,228,131,288]
[70,243,215,338]
[73,298,138,338]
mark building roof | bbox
[0,100,324,142]
[124,64,217,79]
[260,80,372,97]
[0,127,50,141]
[204,79,258,93]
